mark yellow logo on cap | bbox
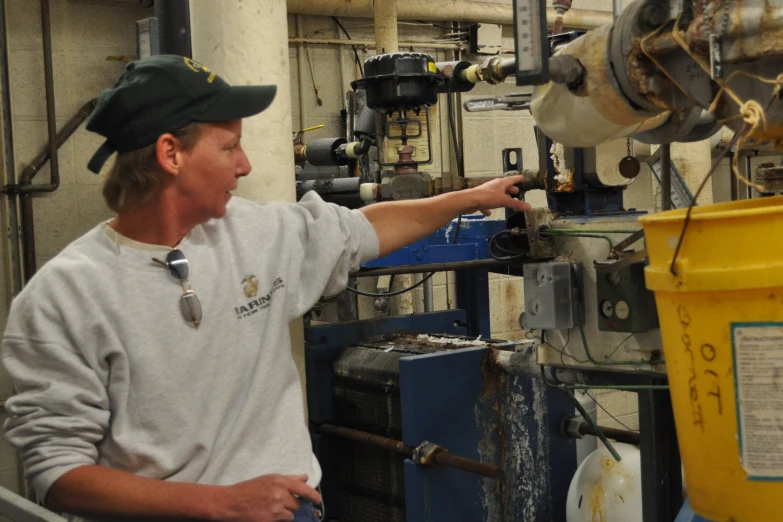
[183,57,217,83]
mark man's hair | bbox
[103,122,204,213]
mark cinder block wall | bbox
[0,0,153,498]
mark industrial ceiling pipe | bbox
[286,0,612,30]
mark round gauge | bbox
[600,300,614,318]
[616,300,630,320]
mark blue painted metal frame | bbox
[304,310,468,424]
[304,311,469,522]
[362,216,506,267]
[400,347,488,522]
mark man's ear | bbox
[155,133,183,176]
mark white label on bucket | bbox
[732,323,783,480]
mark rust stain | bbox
[590,481,607,522]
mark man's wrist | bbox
[187,484,229,521]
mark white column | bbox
[190,0,295,204]
[190,0,307,412]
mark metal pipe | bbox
[350,259,509,277]
[19,99,97,187]
[154,0,192,57]
[22,0,59,193]
[613,0,623,18]
[578,423,640,445]
[433,451,503,480]
[288,36,461,50]
[315,423,502,479]
[660,144,672,210]
[565,388,623,461]
[317,423,412,454]
[423,276,434,312]
[335,18,349,109]
[20,0,58,283]
[19,99,97,284]
[0,0,22,295]
[374,0,398,54]
[295,16,308,132]
[286,0,612,30]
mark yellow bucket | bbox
[640,196,783,522]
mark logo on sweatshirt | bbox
[235,277,285,319]
[242,275,259,298]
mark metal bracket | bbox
[463,93,531,112]
[524,208,556,260]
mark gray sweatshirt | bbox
[1,192,379,513]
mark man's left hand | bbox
[465,175,532,217]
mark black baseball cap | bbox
[85,54,277,174]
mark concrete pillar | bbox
[190,0,306,413]
[190,0,295,204]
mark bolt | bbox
[536,270,547,286]
[531,301,541,315]
[640,3,668,30]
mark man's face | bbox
[177,120,251,222]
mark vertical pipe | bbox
[296,15,308,132]
[0,0,21,294]
[22,0,59,283]
[335,18,348,111]
[374,0,398,54]
[613,0,623,18]
[423,276,434,312]
[155,0,192,57]
[660,144,672,211]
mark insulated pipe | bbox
[374,0,398,54]
[286,0,612,29]
[529,24,668,148]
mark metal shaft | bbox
[315,423,501,479]
[433,451,503,480]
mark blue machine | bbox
[305,312,576,522]
[304,216,577,521]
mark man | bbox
[2,55,530,522]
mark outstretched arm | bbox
[360,175,530,257]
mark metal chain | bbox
[626,136,632,157]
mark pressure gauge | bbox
[513,0,549,85]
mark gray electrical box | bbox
[595,260,659,333]
[521,262,585,330]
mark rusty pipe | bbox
[286,0,612,29]
[433,451,503,480]
[315,423,502,479]
[315,423,413,454]
[19,98,97,187]
[20,0,58,193]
